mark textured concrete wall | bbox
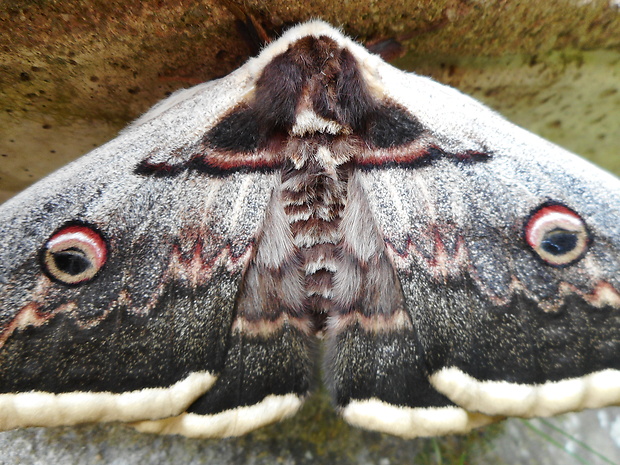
[1,0,619,201]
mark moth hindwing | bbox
[0,20,619,438]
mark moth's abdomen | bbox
[280,139,350,332]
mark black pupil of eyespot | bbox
[541,229,578,256]
[52,248,91,275]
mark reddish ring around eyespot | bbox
[524,204,589,267]
[42,223,107,285]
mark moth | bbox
[0,21,619,439]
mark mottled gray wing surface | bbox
[350,65,620,434]
[0,65,311,437]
